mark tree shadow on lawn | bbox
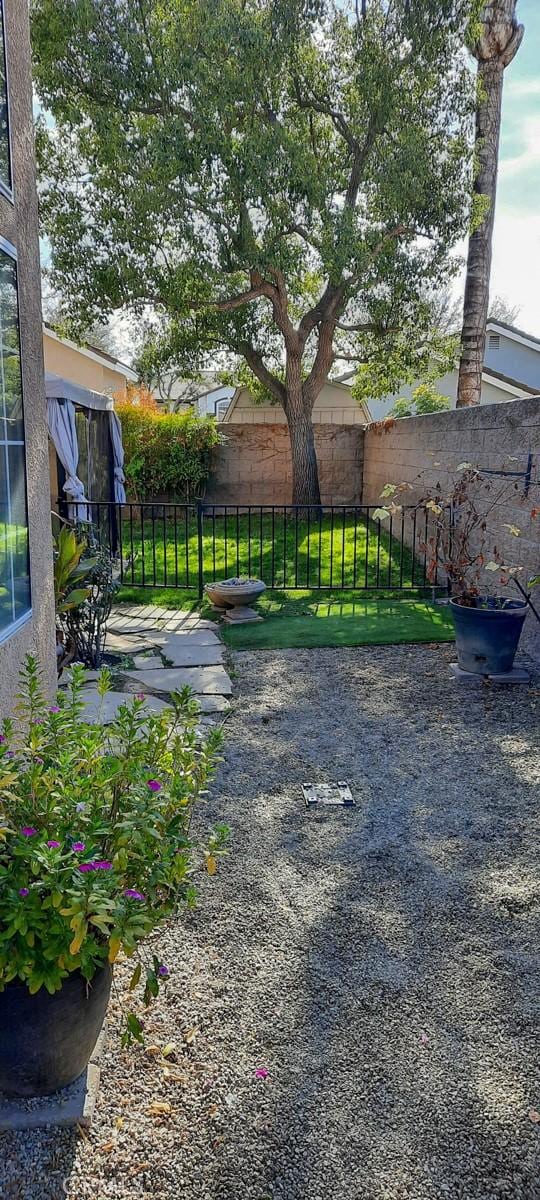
[202,643,540,1200]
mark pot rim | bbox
[449,596,528,615]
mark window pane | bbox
[0,446,12,633]
[0,252,23,439]
[0,4,10,192]
[0,246,31,638]
[8,444,30,619]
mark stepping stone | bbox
[159,644,224,668]
[120,665,232,695]
[81,690,171,724]
[132,654,164,670]
[193,693,231,713]
[105,631,158,654]
[152,630,221,648]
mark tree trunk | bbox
[457,2,524,408]
[284,356,321,506]
[287,406,321,507]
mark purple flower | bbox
[5,751,14,760]
[75,803,86,813]
[47,840,61,849]
[135,692,146,701]
[78,860,112,873]
[158,965,169,977]
[124,888,145,901]
[0,735,5,744]
[255,1067,269,1080]
[146,779,162,792]
[49,705,61,714]
[21,827,37,838]
[18,887,29,897]
[71,842,85,852]
[32,717,44,726]
[34,756,44,765]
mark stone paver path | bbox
[77,604,232,723]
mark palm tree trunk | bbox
[457,2,524,409]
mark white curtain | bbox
[47,397,89,522]
[109,410,126,504]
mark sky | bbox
[475,0,540,334]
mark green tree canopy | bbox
[33,0,478,504]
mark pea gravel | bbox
[2,642,540,1200]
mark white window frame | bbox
[0,235,32,644]
[0,0,13,204]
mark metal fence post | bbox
[196,501,204,599]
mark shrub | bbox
[390,384,451,419]
[117,404,221,501]
[0,658,225,1043]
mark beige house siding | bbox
[0,0,56,708]
[43,328,136,397]
[224,382,369,425]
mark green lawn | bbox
[220,595,454,650]
[115,509,429,593]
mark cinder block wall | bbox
[206,424,364,505]
[363,399,540,659]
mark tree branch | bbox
[238,341,287,406]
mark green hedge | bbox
[117,405,221,501]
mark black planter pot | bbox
[0,963,112,1098]
[450,597,528,675]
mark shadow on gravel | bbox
[223,646,540,1200]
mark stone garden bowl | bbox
[205,578,266,623]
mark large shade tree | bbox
[456,0,524,408]
[33,0,477,505]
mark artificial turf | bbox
[219,595,455,650]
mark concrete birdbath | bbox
[205,577,266,624]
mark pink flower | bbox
[49,705,61,714]
[0,735,5,744]
[71,842,85,852]
[47,840,61,849]
[255,1068,269,1080]
[18,887,29,897]
[78,860,113,872]
[21,827,37,838]
[135,693,146,701]
[420,1032,429,1046]
[146,779,162,792]
[124,888,145,901]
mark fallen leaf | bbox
[145,1045,161,1057]
[207,1104,220,1118]
[528,1109,540,1123]
[115,1116,124,1130]
[99,1137,118,1153]
[162,1042,177,1058]
[183,1027,198,1045]
[163,1067,188,1083]
[147,1100,173,1116]
[205,854,217,876]
[128,1164,150,1178]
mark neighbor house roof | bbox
[43,323,138,381]
[486,318,540,353]
[481,366,539,397]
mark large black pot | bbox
[450,597,528,675]
[0,963,112,1097]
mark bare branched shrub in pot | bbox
[375,462,540,673]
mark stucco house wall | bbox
[0,0,56,708]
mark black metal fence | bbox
[68,500,441,596]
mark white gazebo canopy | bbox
[46,374,126,513]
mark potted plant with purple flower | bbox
[0,657,226,1098]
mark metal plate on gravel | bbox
[302,782,355,808]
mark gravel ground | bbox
[2,642,540,1200]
